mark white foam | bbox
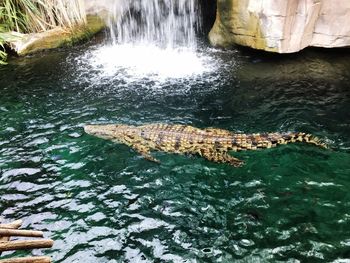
[75,0,217,84]
[80,44,215,81]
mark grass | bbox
[21,0,87,33]
[0,41,7,64]
[0,23,8,64]
[0,0,87,64]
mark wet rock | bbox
[6,15,105,56]
[209,0,350,53]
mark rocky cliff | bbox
[209,0,350,53]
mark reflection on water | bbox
[237,49,350,82]
[0,39,350,262]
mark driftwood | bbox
[0,240,54,252]
[0,230,43,238]
[0,220,53,262]
[0,221,23,230]
[0,256,51,263]
[0,221,22,243]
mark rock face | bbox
[209,0,350,53]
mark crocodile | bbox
[84,123,326,167]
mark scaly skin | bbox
[84,123,326,167]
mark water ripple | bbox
[0,44,349,262]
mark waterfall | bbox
[107,0,200,49]
[78,0,214,81]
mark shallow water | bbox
[0,37,350,262]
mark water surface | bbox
[0,38,350,262]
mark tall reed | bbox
[22,0,87,33]
[0,36,7,65]
[0,0,87,64]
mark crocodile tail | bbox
[276,132,327,149]
[232,132,326,151]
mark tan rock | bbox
[209,0,350,53]
[6,15,105,56]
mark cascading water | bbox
[107,0,200,49]
[78,0,215,81]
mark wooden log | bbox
[0,240,54,252]
[0,221,23,230]
[0,220,23,243]
[0,256,51,263]
[0,230,43,238]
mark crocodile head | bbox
[84,124,134,142]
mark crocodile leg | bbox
[130,143,160,164]
[201,149,244,167]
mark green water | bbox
[0,39,350,262]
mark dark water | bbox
[0,38,350,262]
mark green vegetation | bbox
[0,28,7,64]
[0,0,87,64]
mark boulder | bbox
[209,0,350,53]
[6,15,105,56]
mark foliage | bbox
[0,42,7,64]
[0,24,7,64]
[0,0,86,33]
[0,0,87,65]
[21,0,87,33]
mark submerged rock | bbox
[6,15,105,56]
[209,0,350,53]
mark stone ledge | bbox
[5,15,105,56]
